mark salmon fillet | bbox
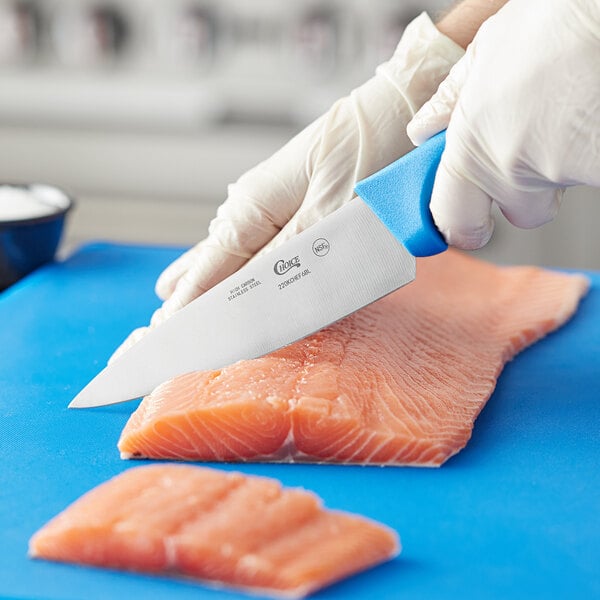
[29,464,399,598]
[118,251,589,466]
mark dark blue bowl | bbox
[0,185,74,291]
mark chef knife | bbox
[70,130,448,408]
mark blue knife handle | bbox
[354,130,448,257]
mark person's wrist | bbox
[435,0,509,49]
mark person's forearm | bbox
[435,0,509,49]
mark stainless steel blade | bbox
[70,197,415,408]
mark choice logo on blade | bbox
[274,255,301,275]
[312,238,330,257]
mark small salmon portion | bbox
[118,251,589,466]
[29,465,399,598]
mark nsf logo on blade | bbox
[312,238,330,257]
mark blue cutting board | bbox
[0,243,598,600]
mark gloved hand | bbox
[109,12,464,362]
[407,0,600,250]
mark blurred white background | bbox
[0,0,597,269]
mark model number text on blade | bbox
[227,277,262,302]
[278,268,311,290]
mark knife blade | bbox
[69,130,447,408]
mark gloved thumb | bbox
[429,157,495,250]
[430,157,564,249]
[406,49,471,146]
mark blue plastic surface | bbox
[355,131,448,257]
[0,242,599,600]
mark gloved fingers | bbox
[153,177,301,308]
[155,243,203,301]
[497,186,564,229]
[429,158,495,250]
[406,49,471,146]
[152,244,248,326]
[154,114,325,308]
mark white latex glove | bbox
[161,14,463,299]
[109,13,464,362]
[407,0,600,250]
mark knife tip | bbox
[68,385,96,409]
[67,386,142,409]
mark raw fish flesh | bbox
[118,251,589,466]
[29,464,399,598]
